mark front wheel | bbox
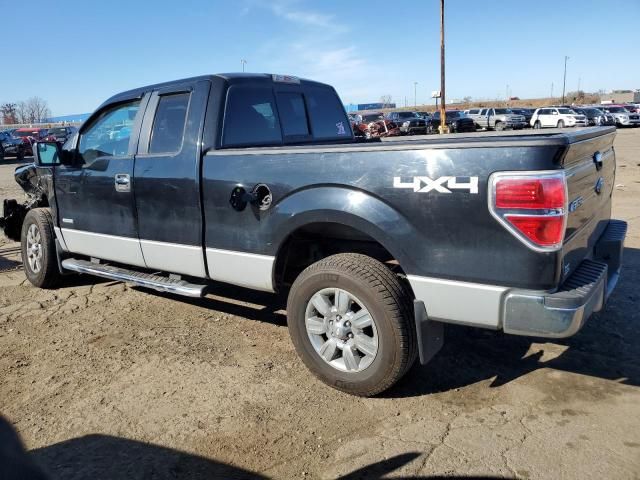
[21,208,62,289]
[287,253,417,396]
[557,120,565,128]
[533,121,542,129]
[495,121,505,131]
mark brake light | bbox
[495,177,565,209]
[490,172,567,251]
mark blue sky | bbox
[1,0,638,115]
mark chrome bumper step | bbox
[61,258,206,297]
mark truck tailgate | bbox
[561,128,617,281]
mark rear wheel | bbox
[0,145,4,161]
[557,120,565,128]
[21,208,62,289]
[16,146,25,161]
[287,253,417,396]
[494,121,505,131]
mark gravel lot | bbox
[1,129,639,479]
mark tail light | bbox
[489,171,567,251]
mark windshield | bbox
[494,108,512,114]
[362,114,381,122]
[48,128,67,136]
[558,108,574,114]
[446,111,464,118]
[397,112,418,119]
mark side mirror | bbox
[553,111,559,115]
[33,141,62,166]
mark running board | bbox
[61,258,207,297]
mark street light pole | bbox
[561,56,569,104]
[414,82,418,107]
[241,59,247,72]
[439,0,447,133]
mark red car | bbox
[12,128,49,156]
[352,112,400,139]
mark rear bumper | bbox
[503,219,627,338]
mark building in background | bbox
[599,90,640,104]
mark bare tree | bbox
[379,95,392,108]
[25,97,51,123]
[0,103,17,124]
[15,101,28,124]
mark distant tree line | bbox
[0,97,51,125]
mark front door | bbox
[55,95,150,266]
[132,80,209,277]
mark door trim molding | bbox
[140,239,206,278]
[60,228,146,267]
[206,248,275,292]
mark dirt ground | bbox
[0,130,639,480]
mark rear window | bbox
[305,87,350,139]
[223,86,282,147]
[276,92,310,137]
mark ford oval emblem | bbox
[595,177,605,194]
[593,151,603,170]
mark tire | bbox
[494,121,505,131]
[557,120,565,128]
[0,145,4,161]
[287,253,417,396]
[16,147,25,161]
[533,121,542,129]
[21,208,62,289]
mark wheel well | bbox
[274,222,403,290]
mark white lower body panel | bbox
[140,239,206,278]
[206,248,275,292]
[60,228,146,267]
[407,274,509,328]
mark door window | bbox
[79,100,141,163]
[305,87,350,139]
[149,93,190,154]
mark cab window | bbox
[79,100,141,163]
[149,93,190,154]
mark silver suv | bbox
[467,108,526,131]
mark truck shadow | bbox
[1,415,512,480]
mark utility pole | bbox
[241,59,247,72]
[577,76,581,92]
[562,56,569,104]
[506,84,510,102]
[414,82,418,107]
[550,82,554,99]
[439,0,447,133]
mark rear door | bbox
[54,95,149,266]
[133,80,210,277]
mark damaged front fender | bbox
[0,164,50,241]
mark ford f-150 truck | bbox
[1,73,627,396]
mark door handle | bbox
[114,173,131,192]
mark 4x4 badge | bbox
[393,176,479,194]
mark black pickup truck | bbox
[1,73,627,396]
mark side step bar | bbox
[61,258,207,297]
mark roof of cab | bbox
[99,73,331,109]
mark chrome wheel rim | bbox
[305,288,379,373]
[26,224,43,273]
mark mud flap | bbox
[414,300,444,365]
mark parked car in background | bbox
[571,107,614,127]
[415,111,432,121]
[509,108,535,126]
[352,112,400,139]
[468,108,527,131]
[44,126,77,144]
[385,111,428,135]
[431,110,476,132]
[11,128,49,156]
[0,131,26,161]
[530,107,587,129]
[600,105,640,127]
[623,104,640,114]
